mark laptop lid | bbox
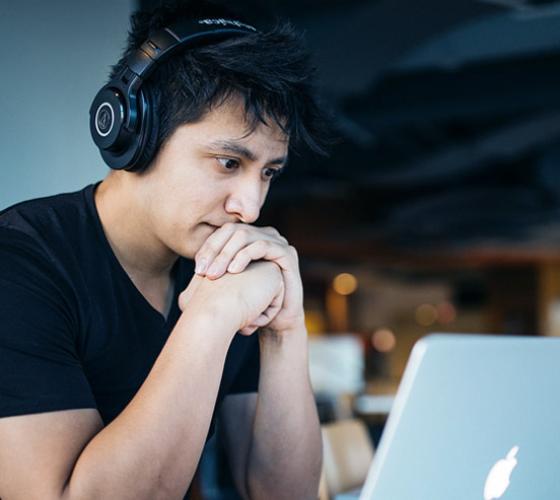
[360,334,560,500]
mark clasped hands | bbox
[179,223,304,337]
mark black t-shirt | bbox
[0,181,259,433]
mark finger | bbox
[250,303,281,327]
[226,240,290,274]
[200,225,288,279]
[206,228,285,279]
[262,226,289,244]
[194,222,237,275]
[246,277,284,326]
[178,274,204,311]
[226,240,268,274]
[251,308,279,327]
[240,300,281,334]
[240,325,259,336]
[204,227,255,279]
[276,245,303,308]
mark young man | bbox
[0,2,329,499]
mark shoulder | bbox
[0,185,99,313]
[0,184,95,250]
[0,184,101,276]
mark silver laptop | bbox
[360,334,560,500]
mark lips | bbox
[203,221,236,229]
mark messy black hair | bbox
[108,0,331,167]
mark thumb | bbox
[178,273,204,312]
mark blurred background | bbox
[3,0,560,498]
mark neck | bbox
[94,172,177,279]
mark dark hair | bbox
[108,0,331,166]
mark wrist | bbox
[258,322,309,356]
[262,316,307,339]
[257,325,312,389]
[178,298,241,342]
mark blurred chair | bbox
[321,418,375,499]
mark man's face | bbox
[134,96,289,259]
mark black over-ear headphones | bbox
[89,18,258,172]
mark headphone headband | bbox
[123,19,257,88]
[90,18,258,171]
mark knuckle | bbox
[270,227,283,239]
[256,239,269,251]
[237,227,251,241]
[265,226,288,244]
[235,247,250,260]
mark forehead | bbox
[182,95,289,155]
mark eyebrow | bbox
[206,140,288,167]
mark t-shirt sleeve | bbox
[0,228,97,418]
[226,332,260,394]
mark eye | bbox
[263,167,284,182]
[217,157,240,171]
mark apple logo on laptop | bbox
[483,445,519,500]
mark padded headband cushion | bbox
[129,86,160,172]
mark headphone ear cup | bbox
[127,86,160,172]
[90,87,128,155]
[97,85,144,171]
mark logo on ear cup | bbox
[95,102,115,137]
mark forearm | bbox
[247,326,322,500]
[61,310,234,500]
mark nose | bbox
[224,178,264,224]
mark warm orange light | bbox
[415,304,437,327]
[437,302,457,325]
[332,273,358,295]
[371,328,397,352]
[304,310,327,335]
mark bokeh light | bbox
[415,304,438,327]
[371,328,397,352]
[332,273,358,295]
[437,302,457,325]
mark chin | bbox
[167,229,201,260]
[183,223,216,255]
